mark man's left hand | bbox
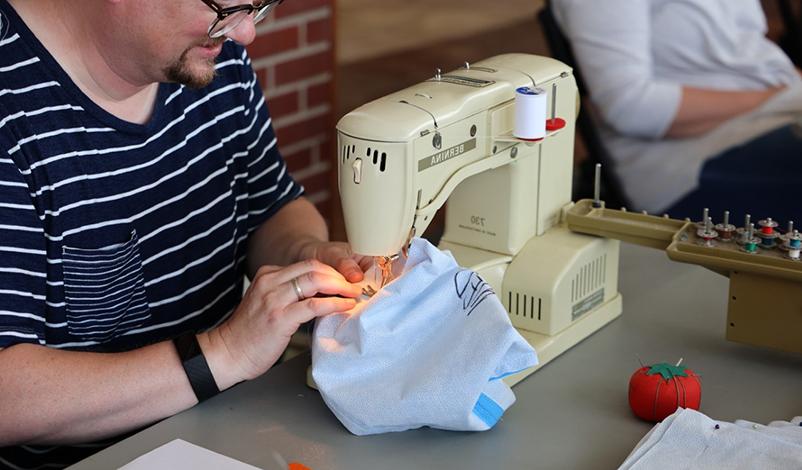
[297,240,372,283]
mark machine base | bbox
[504,293,622,386]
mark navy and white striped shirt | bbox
[0,1,302,467]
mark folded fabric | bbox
[619,408,802,469]
[311,237,538,435]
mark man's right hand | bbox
[199,259,361,389]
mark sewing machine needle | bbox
[377,256,393,288]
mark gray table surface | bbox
[70,243,802,470]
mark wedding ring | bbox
[291,277,304,302]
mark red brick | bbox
[247,26,299,60]
[275,50,333,86]
[283,147,313,173]
[297,168,330,194]
[307,18,333,44]
[275,113,331,146]
[275,0,331,19]
[319,137,336,164]
[255,68,268,88]
[306,81,332,108]
[266,90,299,118]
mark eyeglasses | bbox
[200,0,284,39]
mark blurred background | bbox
[245,0,799,241]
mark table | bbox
[70,243,802,469]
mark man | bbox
[0,0,364,468]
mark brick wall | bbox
[245,0,336,220]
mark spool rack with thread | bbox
[565,164,802,356]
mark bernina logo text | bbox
[418,138,476,171]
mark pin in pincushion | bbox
[628,362,701,422]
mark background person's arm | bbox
[666,86,782,138]
[553,0,682,139]
[554,0,784,140]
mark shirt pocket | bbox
[62,229,150,343]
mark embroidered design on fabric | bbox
[454,269,495,316]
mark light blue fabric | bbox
[311,238,538,435]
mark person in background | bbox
[0,0,366,468]
[553,0,802,225]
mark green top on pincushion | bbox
[646,363,689,380]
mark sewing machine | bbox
[336,54,622,385]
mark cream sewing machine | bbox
[336,54,622,386]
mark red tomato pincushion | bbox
[628,362,701,422]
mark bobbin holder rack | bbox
[565,199,802,355]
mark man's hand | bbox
[201,259,361,387]
[296,239,373,283]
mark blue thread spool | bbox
[787,230,801,261]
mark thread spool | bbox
[786,230,801,260]
[741,223,759,254]
[757,218,779,248]
[514,86,547,141]
[715,210,736,242]
[696,215,718,247]
[736,214,752,246]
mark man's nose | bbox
[226,15,257,46]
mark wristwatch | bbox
[173,331,220,403]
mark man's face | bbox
[162,32,226,89]
[115,0,255,89]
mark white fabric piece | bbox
[619,408,802,469]
[311,237,538,436]
[552,0,802,212]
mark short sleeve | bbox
[0,152,47,347]
[234,48,305,233]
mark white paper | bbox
[119,439,261,470]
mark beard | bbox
[163,39,224,89]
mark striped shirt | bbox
[0,1,302,468]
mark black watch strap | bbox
[174,331,220,403]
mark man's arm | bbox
[246,197,328,272]
[246,197,368,282]
[0,165,358,446]
[0,340,202,446]
[0,258,360,447]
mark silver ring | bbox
[291,277,304,302]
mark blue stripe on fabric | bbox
[472,393,504,428]
[489,366,532,382]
